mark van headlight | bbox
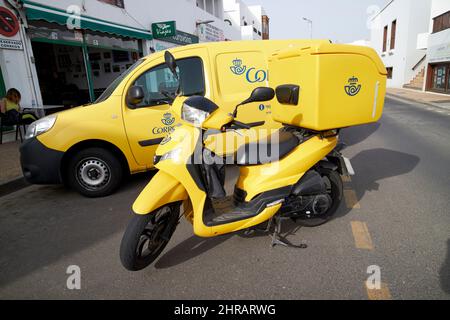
[181,103,210,126]
[160,147,182,162]
[25,115,57,140]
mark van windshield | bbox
[95,59,145,103]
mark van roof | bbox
[143,39,332,61]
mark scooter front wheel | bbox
[120,204,180,271]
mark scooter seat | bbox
[235,130,299,165]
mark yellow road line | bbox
[344,189,360,209]
[351,221,374,250]
[366,282,392,300]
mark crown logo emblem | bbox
[345,76,361,96]
[230,58,247,75]
[161,113,175,126]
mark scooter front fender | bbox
[133,170,188,215]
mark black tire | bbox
[120,204,180,271]
[296,168,343,227]
[67,147,123,198]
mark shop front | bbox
[22,1,152,107]
[426,42,450,94]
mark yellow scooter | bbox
[120,52,354,271]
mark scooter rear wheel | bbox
[296,168,343,227]
[120,204,180,271]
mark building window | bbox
[386,67,393,79]
[390,20,396,50]
[382,25,388,52]
[98,0,124,8]
[253,27,257,34]
[432,10,450,33]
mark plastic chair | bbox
[0,112,26,144]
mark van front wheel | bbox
[68,147,123,197]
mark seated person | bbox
[0,88,38,125]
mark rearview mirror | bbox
[233,87,275,117]
[241,87,275,105]
[127,85,145,107]
[164,51,178,79]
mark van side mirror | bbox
[233,87,275,117]
[276,84,300,105]
[164,51,178,80]
[127,85,145,108]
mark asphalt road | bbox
[0,98,449,300]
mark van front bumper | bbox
[20,138,64,184]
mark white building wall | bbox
[370,0,431,88]
[223,0,263,40]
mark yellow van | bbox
[20,39,330,197]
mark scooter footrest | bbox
[209,210,257,225]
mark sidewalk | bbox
[0,134,29,197]
[386,88,450,110]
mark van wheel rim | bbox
[77,158,111,190]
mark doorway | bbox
[32,41,91,107]
[427,63,450,94]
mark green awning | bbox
[22,0,153,40]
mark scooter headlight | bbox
[25,115,57,140]
[181,103,210,126]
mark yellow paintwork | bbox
[269,43,387,130]
[130,42,386,239]
[236,135,337,201]
[133,170,188,215]
[134,97,337,237]
[34,40,328,176]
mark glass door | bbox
[431,64,449,93]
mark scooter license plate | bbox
[343,157,355,176]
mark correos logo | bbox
[230,58,267,83]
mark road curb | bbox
[0,177,30,198]
[386,94,450,111]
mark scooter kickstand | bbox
[270,217,307,249]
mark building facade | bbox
[223,0,268,40]
[0,0,266,113]
[370,0,432,89]
[423,0,450,94]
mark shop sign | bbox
[197,23,224,42]
[0,38,23,50]
[428,42,450,63]
[0,7,20,38]
[163,30,199,45]
[153,40,177,52]
[152,21,176,39]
